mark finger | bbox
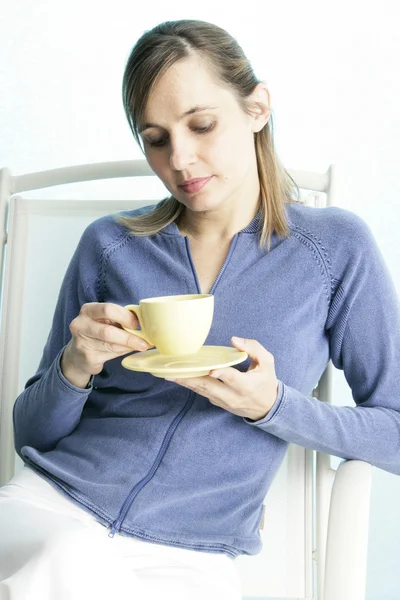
[79,303,150,349]
[81,302,140,331]
[165,373,224,397]
[230,336,273,368]
[209,366,245,388]
[92,321,151,352]
[72,314,150,352]
[166,370,245,406]
[167,373,249,416]
[166,374,211,389]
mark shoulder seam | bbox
[289,224,334,303]
[96,229,132,301]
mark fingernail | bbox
[232,336,244,345]
[209,371,220,379]
[165,378,176,382]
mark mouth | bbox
[177,176,213,194]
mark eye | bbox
[145,136,168,148]
[143,121,216,149]
[192,122,216,134]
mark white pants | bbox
[0,467,242,600]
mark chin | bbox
[180,197,222,214]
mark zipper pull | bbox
[108,521,120,538]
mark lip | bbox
[178,176,213,194]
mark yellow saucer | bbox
[121,346,248,379]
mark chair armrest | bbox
[324,459,373,600]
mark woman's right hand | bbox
[60,302,152,388]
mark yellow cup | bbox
[123,294,214,356]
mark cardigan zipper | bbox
[109,234,239,536]
[108,393,195,537]
[184,234,239,294]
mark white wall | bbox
[1,1,399,598]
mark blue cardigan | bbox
[13,202,400,557]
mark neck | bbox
[178,196,261,243]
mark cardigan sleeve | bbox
[247,209,400,475]
[13,219,106,455]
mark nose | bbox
[169,135,196,171]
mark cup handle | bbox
[123,304,153,345]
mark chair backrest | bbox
[0,160,336,599]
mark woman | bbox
[1,19,400,600]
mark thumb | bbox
[231,336,272,367]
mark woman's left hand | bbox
[165,336,279,421]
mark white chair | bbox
[0,160,372,600]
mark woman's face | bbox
[139,55,268,215]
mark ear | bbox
[249,83,271,133]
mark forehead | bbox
[143,55,237,124]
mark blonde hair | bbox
[121,20,298,247]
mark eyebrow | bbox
[139,105,218,132]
